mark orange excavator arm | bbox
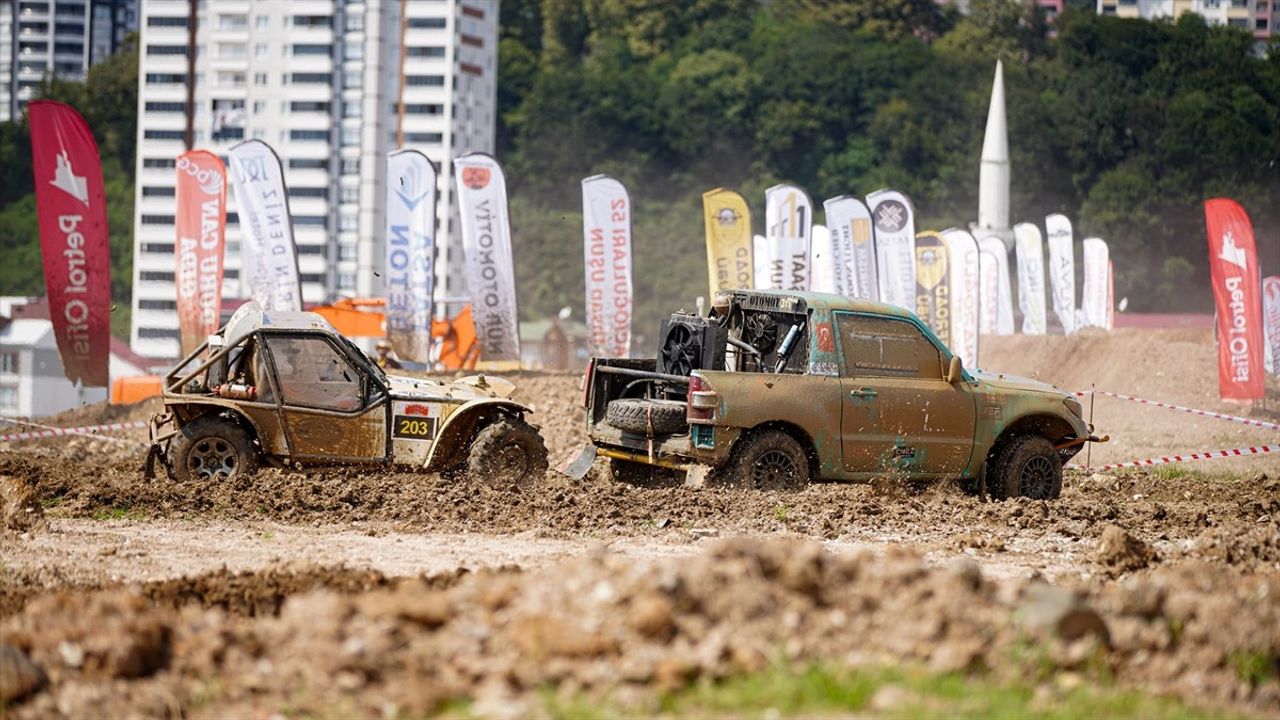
[309,298,479,370]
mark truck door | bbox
[835,312,976,477]
[262,333,388,462]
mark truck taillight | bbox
[581,359,595,408]
[687,373,717,424]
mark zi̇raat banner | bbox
[175,150,227,357]
[823,195,878,301]
[29,100,110,386]
[1045,213,1076,335]
[454,153,521,363]
[866,189,916,310]
[582,174,633,358]
[1264,276,1280,375]
[976,234,1015,336]
[1080,237,1110,330]
[227,140,302,312]
[914,231,951,347]
[1203,198,1264,401]
[941,228,980,368]
[809,225,834,293]
[385,150,437,363]
[1014,222,1047,335]
[762,184,813,291]
[702,188,753,294]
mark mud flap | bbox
[559,443,597,480]
[684,464,711,489]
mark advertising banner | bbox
[28,100,110,386]
[1080,237,1110,330]
[866,189,916,310]
[914,231,951,347]
[1045,213,1076,335]
[174,150,227,357]
[1264,276,1280,375]
[752,235,769,290]
[942,228,980,367]
[976,234,1014,335]
[762,184,813,291]
[823,195,877,300]
[809,225,834,293]
[1014,222,1047,335]
[1203,199,1264,401]
[227,140,302,312]
[582,174,633,358]
[385,150,437,363]
[702,188,753,294]
[454,153,521,363]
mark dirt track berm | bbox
[145,302,548,486]
[562,289,1105,498]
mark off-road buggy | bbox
[565,290,1104,498]
[145,303,548,484]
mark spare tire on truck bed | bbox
[606,398,688,435]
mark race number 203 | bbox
[393,415,437,440]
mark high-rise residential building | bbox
[1096,0,1273,39]
[1,0,138,122]
[129,0,498,359]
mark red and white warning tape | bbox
[0,418,147,444]
[1071,389,1280,432]
[1094,443,1279,471]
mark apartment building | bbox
[1096,0,1275,39]
[0,0,138,122]
[130,0,497,359]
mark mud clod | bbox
[1096,524,1156,573]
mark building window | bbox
[293,43,330,56]
[0,386,17,410]
[254,42,268,58]
[0,351,17,375]
[339,244,357,261]
[406,17,446,29]
[460,34,483,48]
[461,5,485,19]
[405,132,442,144]
[342,126,360,146]
[54,42,84,55]
[219,14,248,30]
[344,70,362,88]
[346,11,364,31]
[405,75,444,86]
[341,158,360,175]
[147,16,188,27]
[144,101,186,112]
[289,129,330,141]
[344,43,364,60]
[141,214,176,225]
[252,100,266,114]
[218,42,246,59]
[138,299,177,310]
[398,103,443,115]
[140,243,175,254]
[144,130,185,140]
[291,100,330,112]
[294,216,329,228]
[343,100,361,117]
[407,45,446,57]
[290,158,329,170]
[139,271,175,282]
[145,72,187,84]
[339,213,358,232]
[143,158,177,169]
[291,15,333,29]
[254,15,268,29]
[288,186,328,198]
[291,72,329,84]
[142,186,176,197]
[138,328,180,339]
[253,72,268,85]
[297,245,327,256]
[338,272,357,290]
[147,44,188,56]
[340,186,359,204]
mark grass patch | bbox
[1230,651,1280,688]
[39,494,64,509]
[90,506,147,522]
[543,664,1232,720]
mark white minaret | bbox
[976,60,1010,245]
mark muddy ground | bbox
[1,330,1278,717]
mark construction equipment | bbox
[309,297,480,370]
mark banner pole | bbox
[1086,382,1096,471]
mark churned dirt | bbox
[1,329,1278,716]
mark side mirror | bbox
[945,355,964,384]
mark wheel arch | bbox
[733,420,820,477]
[173,402,263,446]
[984,413,1079,469]
[425,398,532,471]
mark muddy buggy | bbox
[145,303,548,484]
[564,290,1104,498]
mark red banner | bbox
[175,150,227,355]
[29,101,110,387]
[1203,198,1264,401]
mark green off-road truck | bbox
[563,290,1103,498]
[146,302,548,484]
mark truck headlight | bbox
[1064,396,1083,419]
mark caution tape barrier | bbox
[0,418,147,444]
[1071,389,1280,432]
[1093,443,1279,471]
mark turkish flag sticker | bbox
[462,166,490,190]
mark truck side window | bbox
[836,314,944,380]
[263,335,362,411]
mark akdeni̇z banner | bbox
[914,231,951,347]
[1203,198,1264,401]
[582,174,633,358]
[866,189,916,310]
[702,188,753,294]
[227,140,302,312]
[1044,213,1076,335]
[762,184,813,291]
[454,153,521,363]
[174,150,227,357]
[1014,223,1047,335]
[822,195,878,301]
[942,228,980,368]
[29,100,110,386]
[385,149,437,363]
[976,234,1014,336]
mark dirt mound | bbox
[1,474,44,534]
[3,538,1277,718]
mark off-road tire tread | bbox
[988,434,1062,500]
[715,429,810,490]
[605,398,688,435]
[168,415,257,483]
[466,416,549,485]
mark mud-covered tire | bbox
[988,435,1062,500]
[466,416,549,486]
[715,429,810,490]
[169,415,257,483]
[605,398,687,435]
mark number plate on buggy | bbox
[393,415,437,440]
